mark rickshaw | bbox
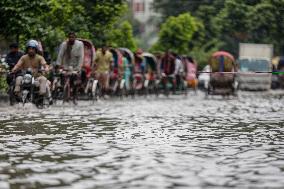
[142,52,159,96]
[130,49,146,96]
[118,48,135,96]
[78,39,97,101]
[109,48,124,96]
[158,51,177,96]
[207,51,237,96]
[52,39,96,104]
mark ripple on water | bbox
[0,93,284,188]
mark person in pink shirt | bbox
[185,56,198,91]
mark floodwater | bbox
[0,92,284,189]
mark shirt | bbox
[175,58,184,75]
[5,51,24,70]
[95,49,113,73]
[12,54,47,74]
[186,62,197,81]
[56,40,84,70]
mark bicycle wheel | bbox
[71,84,78,105]
[63,83,70,103]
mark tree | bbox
[153,0,284,58]
[152,0,227,68]
[194,0,225,44]
[153,0,211,21]
[0,0,129,59]
[80,0,128,47]
[151,13,199,55]
[108,21,137,51]
[213,0,284,55]
[0,0,48,42]
[248,0,284,54]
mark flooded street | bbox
[0,92,284,189]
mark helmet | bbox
[26,40,39,49]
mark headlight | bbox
[23,74,32,84]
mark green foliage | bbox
[0,76,8,93]
[248,0,284,54]
[153,0,204,19]
[0,0,48,41]
[0,0,128,51]
[108,21,137,52]
[81,0,128,47]
[153,0,284,66]
[152,13,199,55]
[41,27,66,60]
[213,0,284,55]
[190,39,224,70]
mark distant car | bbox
[198,65,210,90]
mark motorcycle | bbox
[20,69,49,108]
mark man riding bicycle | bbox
[56,32,84,72]
[56,32,84,102]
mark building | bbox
[130,0,160,49]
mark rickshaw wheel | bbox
[154,87,159,97]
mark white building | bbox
[131,0,154,23]
[130,0,160,49]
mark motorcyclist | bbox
[12,40,49,97]
[5,43,24,71]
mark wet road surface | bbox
[0,91,284,189]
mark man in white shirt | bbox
[56,32,84,70]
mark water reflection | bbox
[0,92,284,188]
